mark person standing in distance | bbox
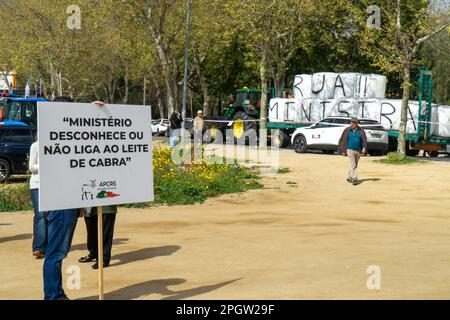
[338,117,367,186]
[193,110,205,162]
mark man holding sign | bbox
[37,99,154,300]
[39,97,80,300]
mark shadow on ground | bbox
[79,278,241,300]
[0,233,32,244]
[357,178,381,185]
[108,245,181,267]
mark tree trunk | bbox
[50,62,55,100]
[172,57,179,112]
[123,68,129,104]
[58,71,63,97]
[199,77,210,116]
[273,71,286,97]
[170,76,179,114]
[42,80,48,98]
[259,48,268,148]
[189,89,193,118]
[146,12,181,116]
[143,77,147,106]
[152,78,165,119]
[152,41,177,116]
[397,62,411,157]
[157,94,164,119]
[107,76,116,103]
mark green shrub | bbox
[144,147,264,206]
[0,183,32,212]
[277,167,291,174]
[377,152,423,165]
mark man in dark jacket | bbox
[338,118,367,185]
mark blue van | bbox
[0,97,47,127]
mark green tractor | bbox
[205,86,292,146]
[205,87,269,143]
[222,87,262,140]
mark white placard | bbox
[38,102,154,211]
[293,72,387,100]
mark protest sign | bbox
[38,102,154,211]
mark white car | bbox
[151,119,170,136]
[291,117,388,156]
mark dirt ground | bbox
[1,147,450,300]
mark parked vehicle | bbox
[0,97,48,127]
[0,126,36,182]
[151,119,170,136]
[291,116,388,156]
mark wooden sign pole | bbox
[97,206,104,300]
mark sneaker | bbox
[347,178,352,183]
[352,179,358,185]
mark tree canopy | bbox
[0,0,448,120]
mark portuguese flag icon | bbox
[96,190,120,199]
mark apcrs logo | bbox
[81,179,120,201]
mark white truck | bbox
[267,71,450,156]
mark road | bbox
[1,146,450,299]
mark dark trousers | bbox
[84,213,116,264]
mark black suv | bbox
[0,126,36,182]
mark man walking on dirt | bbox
[338,117,367,185]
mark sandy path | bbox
[1,149,450,300]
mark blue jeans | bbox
[31,189,47,254]
[43,209,78,300]
[169,129,179,148]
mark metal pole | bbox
[97,206,104,300]
[181,0,192,142]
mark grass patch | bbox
[0,183,33,212]
[277,167,291,174]
[376,152,424,165]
